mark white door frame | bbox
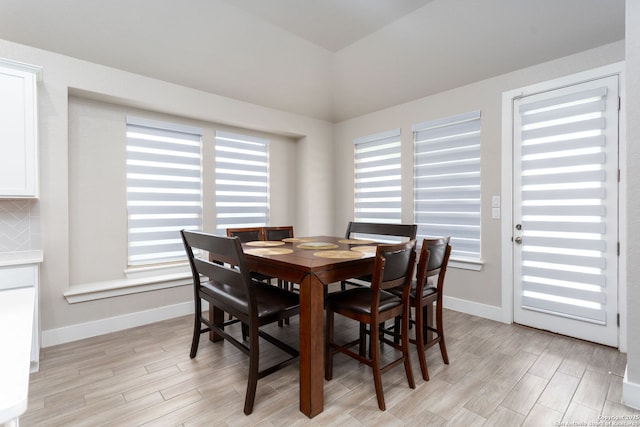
[500,62,627,351]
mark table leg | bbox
[299,274,324,418]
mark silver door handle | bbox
[514,236,523,244]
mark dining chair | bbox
[263,225,295,291]
[344,221,418,243]
[325,240,417,411]
[341,221,418,290]
[181,230,300,415]
[263,226,297,309]
[226,227,272,284]
[226,226,264,243]
[386,237,452,381]
[263,225,294,242]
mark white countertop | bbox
[0,287,35,424]
[0,251,43,267]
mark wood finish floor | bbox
[22,308,640,426]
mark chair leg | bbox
[244,323,260,415]
[281,280,291,325]
[392,316,401,345]
[190,300,202,358]
[277,279,285,327]
[370,323,385,411]
[439,336,449,365]
[415,304,429,381]
[401,309,416,389]
[190,314,201,359]
[325,309,334,380]
[436,302,449,364]
[378,322,388,347]
[359,323,367,357]
[241,322,248,341]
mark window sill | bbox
[64,265,192,303]
[124,262,190,280]
[449,257,484,271]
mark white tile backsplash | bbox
[0,200,41,252]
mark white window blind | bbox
[354,129,402,224]
[126,116,202,266]
[215,131,269,234]
[517,84,615,324]
[413,111,481,260]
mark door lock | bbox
[515,224,522,230]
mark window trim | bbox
[63,265,191,303]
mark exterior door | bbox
[512,75,619,347]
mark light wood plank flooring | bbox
[22,309,639,426]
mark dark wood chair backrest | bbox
[369,240,417,311]
[415,237,452,295]
[345,221,417,242]
[181,230,255,315]
[226,227,264,243]
[263,226,294,241]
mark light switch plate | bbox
[492,195,501,207]
[492,207,501,219]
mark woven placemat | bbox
[282,237,316,243]
[297,242,339,250]
[245,241,285,247]
[350,245,377,253]
[338,239,376,244]
[313,250,365,259]
[244,248,293,255]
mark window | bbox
[215,131,269,234]
[413,111,481,261]
[126,116,202,266]
[353,129,402,224]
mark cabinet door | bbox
[0,264,39,371]
[0,64,38,197]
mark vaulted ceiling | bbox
[0,0,625,122]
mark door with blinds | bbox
[512,75,619,347]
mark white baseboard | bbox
[41,301,194,348]
[42,296,505,348]
[623,365,640,410]
[443,295,505,323]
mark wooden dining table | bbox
[239,235,377,418]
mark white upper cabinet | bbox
[0,59,41,198]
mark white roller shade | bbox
[354,129,402,224]
[413,111,481,260]
[126,116,202,266]
[517,85,612,324]
[215,131,269,234]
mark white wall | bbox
[334,41,625,319]
[67,96,298,285]
[624,0,640,409]
[0,38,334,345]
